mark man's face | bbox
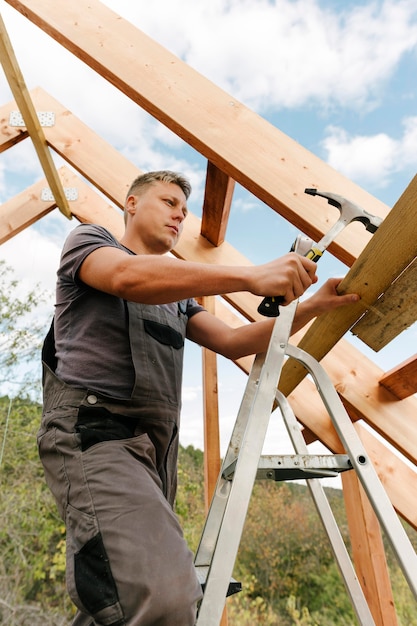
[126,180,188,254]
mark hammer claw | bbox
[257,187,383,317]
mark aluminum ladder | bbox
[194,299,417,626]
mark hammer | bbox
[258,188,383,317]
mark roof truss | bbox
[1,2,417,617]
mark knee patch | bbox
[74,532,125,626]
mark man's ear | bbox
[125,195,137,218]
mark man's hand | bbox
[304,277,360,315]
[290,277,359,335]
[250,253,318,304]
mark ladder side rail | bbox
[286,345,417,600]
[196,303,298,626]
[276,391,376,626]
[194,353,264,566]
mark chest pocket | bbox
[127,302,187,414]
[143,319,184,349]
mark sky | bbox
[0,0,416,461]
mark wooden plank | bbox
[351,258,417,350]
[201,162,234,246]
[5,0,390,267]
[342,469,398,626]
[0,13,71,219]
[0,166,124,244]
[278,174,417,398]
[200,296,222,513]
[379,354,417,400]
[26,87,417,361]
[0,176,57,243]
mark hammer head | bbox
[305,188,383,233]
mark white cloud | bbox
[3,0,415,123]
[0,226,59,291]
[98,0,417,112]
[322,115,417,186]
[2,0,416,184]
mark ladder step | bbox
[223,454,352,482]
[195,566,242,597]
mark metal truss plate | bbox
[9,110,55,127]
[41,187,78,202]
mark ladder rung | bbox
[223,454,352,482]
[195,566,242,597]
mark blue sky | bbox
[0,0,416,453]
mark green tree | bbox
[0,260,50,399]
[0,396,73,625]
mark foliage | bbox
[0,260,50,398]
[1,409,417,624]
[1,250,417,624]
[176,445,206,551]
[0,396,74,624]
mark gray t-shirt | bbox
[54,224,204,398]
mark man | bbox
[39,171,358,626]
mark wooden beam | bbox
[199,297,222,513]
[351,258,417,350]
[278,174,417,398]
[0,13,71,219]
[201,162,235,246]
[379,354,417,400]
[342,468,398,626]
[0,176,57,244]
[5,0,390,267]
[0,166,124,244]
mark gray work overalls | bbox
[39,301,202,626]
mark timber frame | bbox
[1,2,416,624]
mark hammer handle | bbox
[257,245,323,317]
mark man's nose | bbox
[173,207,185,222]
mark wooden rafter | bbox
[352,257,417,350]
[379,354,417,400]
[0,166,124,244]
[342,469,398,625]
[0,13,71,219]
[1,3,416,614]
[278,174,417,397]
[201,162,235,246]
[5,0,389,267]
